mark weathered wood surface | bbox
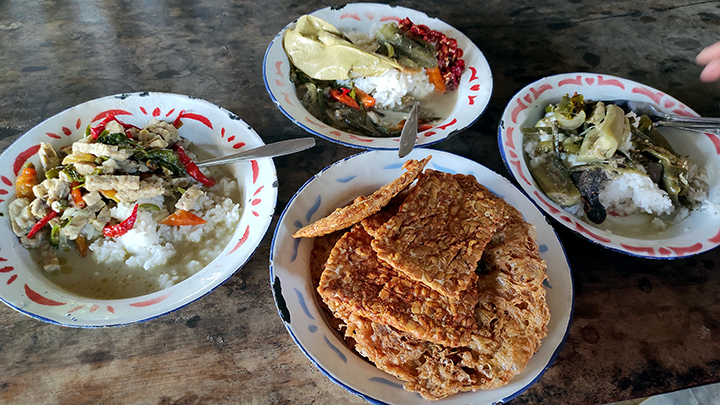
[2,1,720,404]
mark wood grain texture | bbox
[2,0,720,404]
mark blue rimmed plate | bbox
[263,3,493,151]
[269,149,572,404]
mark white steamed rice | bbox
[88,177,241,290]
[598,172,674,216]
[350,69,434,108]
[339,31,435,108]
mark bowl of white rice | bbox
[499,73,720,259]
[263,3,493,150]
[0,92,277,326]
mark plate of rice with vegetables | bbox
[0,92,277,327]
[499,73,720,258]
[263,3,493,150]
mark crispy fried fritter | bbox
[318,226,478,347]
[293,156,431,239]
[339,202,550,401]
[344,314,489,401]
[309,229,350,338]
[371,170,505,299]
[476,199,550,357]
[309,230,346,288]
[360,189,409,237]
[453,173,510,229]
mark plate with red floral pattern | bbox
[263,3,493,150]
[499,72,720,258]
[0,92,277,326]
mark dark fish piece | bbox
[643,161,664,185]
[572,168,609,224]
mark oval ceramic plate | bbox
[263,3,493,150]
[270,149,572,404]
[499,72,720,259]
[0,92,277,327]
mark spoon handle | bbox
[398,101,419,158]
[195,137,316,167]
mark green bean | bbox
[375,23,437,69]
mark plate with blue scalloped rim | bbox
[269,148,573,404]
[263,2,493,151]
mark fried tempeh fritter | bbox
[340,201,550,401]
[309,229,349,336]
[309,230,346,288]
[476,199,550,358]
[318,225,478,347]
[371,170,506,299]
[307,160,550,401]
[360,189,409,237]
[293,156,430,239]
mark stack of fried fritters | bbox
[296,156,550,401]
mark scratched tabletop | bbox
[2,1,720,404]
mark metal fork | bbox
[601,99,720,134]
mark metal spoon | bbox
[398,101,419,158]
[195,137,315,167]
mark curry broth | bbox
[34,162,242,300]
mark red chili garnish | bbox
[398,18,465,90]
[90,114,117,138]
[329,88,360,110]
[70,181,86,208]
[90,114,138,138]
[26,210,58,239]
[103,203,138,238]
[161,209,207,226]
[173,145,216,187]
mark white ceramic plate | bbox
[263,3,493,150]
[0,92,277,327]
[499,72,720,258]
[270,149,572,404]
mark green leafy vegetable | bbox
[375,23,437,69]
[61,166,85,183]
[97,132,140,148]
[133,149,185,176]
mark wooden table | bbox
[2,1,720,404]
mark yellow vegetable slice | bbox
[283,15,402,80]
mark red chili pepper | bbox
[90,114,118,138]
[161,209,207,226]
[329,88,360,110]
[398,17,465,91]
[103,203,138,238]
[354,88,376,108]
[90,114,138,138]
[26,210,58,239]
[173,145,216,187]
